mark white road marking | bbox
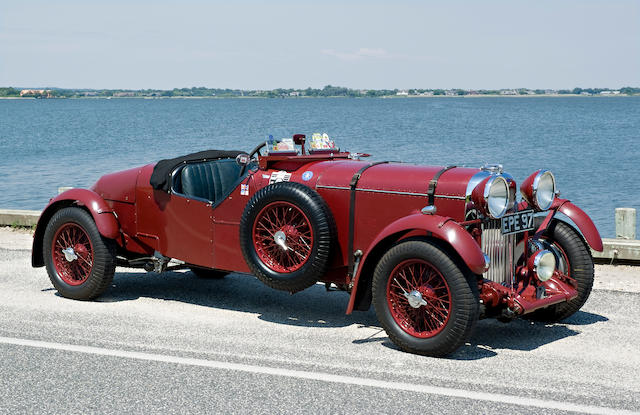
[0,336,635,415]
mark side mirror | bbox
[293,134,306,155]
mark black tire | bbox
[191,267,228,279]
[532,221,594,321]
[372,240,479,357]
[43,207,116,300]
[240,182,334,293]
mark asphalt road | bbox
[1,234,639,414]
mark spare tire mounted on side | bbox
[240,182,334,293]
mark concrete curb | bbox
[592,238,640,262]
[0,209,41,227]
[0,208,638,262]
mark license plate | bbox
[501,210,535,235]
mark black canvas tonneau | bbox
[150,149,243,191]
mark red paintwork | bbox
[91,167,140,204]
[51,223,93,285]
[520,169,538,208]
[32,144,601,319]
[553,199,603,252]
[386,259,451,338]
[480,276,578,316]
[31,188,120,267]
[41,189,120,239]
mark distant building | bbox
[113,91,135,97]
[289,91,300,97]
[20,89,52,97]
[396,90,409,96]
[499,89,517,95]
[600,90,620,95]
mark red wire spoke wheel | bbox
[372,240,479,357]
[240,182,334,293]
[386,259,452,338]
[43,207,116,300]
[51,223,94,286]
[252,201,314,273]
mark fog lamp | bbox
[530,250,556,282]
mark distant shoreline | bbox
[1,94,637,100]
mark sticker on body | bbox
[269,171,292,184]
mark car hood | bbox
[91,166,143,203]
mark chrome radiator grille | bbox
[481,220,516,284]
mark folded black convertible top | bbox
[150,149,243,192]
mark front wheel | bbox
[532,221,595,321]
[372,240,479,357]
[43,207,116,300]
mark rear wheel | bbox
[532,221,594,321]
[372,240,479,357]
[43,207,116,300]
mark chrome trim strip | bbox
[358,188,429,196]
[435,195,466,200]
[316,185,350,190]
[316,185,465,199]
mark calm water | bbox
[1,97,638,237]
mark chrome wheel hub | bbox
[62,247,78,262]
[274,230,288,251]
[405,290,427,309]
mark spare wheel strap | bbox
[347,161,390,278]
[427,165,457,206]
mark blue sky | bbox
[1,0,638,90]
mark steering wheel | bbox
[247,141,268,160]
[240,142,270,176]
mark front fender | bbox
[346,213,486,313]
[32,188,120,267]
[552,199,603,252]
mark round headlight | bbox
[532,250,556,282]
[472,175,510,219]
[534,171,556,210]
[520,169,556,211]
[486,176,509,218]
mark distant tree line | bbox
[1,85,639,98]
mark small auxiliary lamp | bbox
[293,134,306,155]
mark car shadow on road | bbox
[97,269,608,359]
[449,310,608,360]
[99,270,380,329]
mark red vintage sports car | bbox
[32,135,603,356]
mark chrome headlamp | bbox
[529,250,557,282]
[521,170,556,211]
[471,175,511,219]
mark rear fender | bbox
[346,213,486,314]
[551,199,603,252]
[32,189,120,267]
